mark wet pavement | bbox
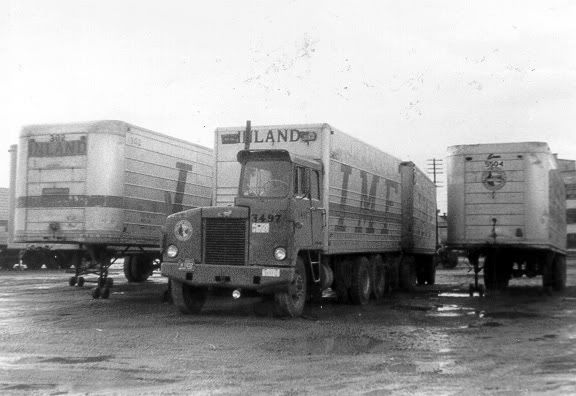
[1,261,576,394]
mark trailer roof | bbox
[448,141,551,156]
[20,120,212,152]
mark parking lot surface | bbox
[1,260,576,395]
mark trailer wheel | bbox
[372,265,387,301]
[349,256,372,305]
[416,266,426,286]
[483,254,496,290]
[483,254,509,291]
[552,254,567,292]
[171,280,207,314]
[399,257,416,292]
[69,276,77,287]
[100,287,110,299]
[371,256,387,301]
[274,257,307,317]
[123,256,154,283]
[443,251,459,269]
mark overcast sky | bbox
[1,0,575,211]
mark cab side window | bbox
[294,166,311,199]
[310,170,320,200]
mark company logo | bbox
[174,220,193,241]
[218,209,233,217]
[482,170,507,191]
[221,129,317,145]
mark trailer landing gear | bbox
[468,255,485,297]
[66,248,116,299]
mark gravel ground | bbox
[1,259,576,395]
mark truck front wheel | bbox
[274,258,307,317]
[171,280,207,314]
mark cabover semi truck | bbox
[12,120,213,297]
[446,142,567,295]
[162,123,437,317]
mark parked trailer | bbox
[12,120,213,297]
[0,187,20,268]
[162,123,437,317]
[446,142,567,295]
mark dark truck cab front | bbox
[161,149,324,316]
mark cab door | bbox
[309,168,324,248]
[292,166,313,248]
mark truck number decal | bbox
[482,154,506,192]
[127,136,142,147]
[251,214,281,223]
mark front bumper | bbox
[161,261,294,292]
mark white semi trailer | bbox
[446,142,567,295]
[12,120,214,297]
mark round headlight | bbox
[274,247,287,261]
[166,245,179,258]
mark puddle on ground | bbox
[272,335,384,355]
[392,304,433,312]
[36,355,114,364]
[426,304,484,318]
[483,311,541,319]
[438,292,471,298]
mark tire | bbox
[425,258,436,286]
[123,257,136,282]
[124,256,154,283]
[21,250,43,270]
[399,257,416,292]
[372,263,387,301]
[416,259,435,286]
[443,252,459,269]
[552,254,567,292]
[483,254,496,291]
[483,253,509,291]
[100,287,110,299]
[69,276,77,287]
[171,280,207,314]
[416,265,426,286]
[274,257,307,317]
[349,256,371,305]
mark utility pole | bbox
[427,158,443,187]
[427,158,444,247]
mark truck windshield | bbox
[240,161,291,198]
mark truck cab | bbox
[161,149,325,316]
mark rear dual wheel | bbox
[349,256,372,305]
[416,257,436,286]
[483,254,510,291]
[543,253,566,292]
[371,255,387,301]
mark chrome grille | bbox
[204,218,247,265]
